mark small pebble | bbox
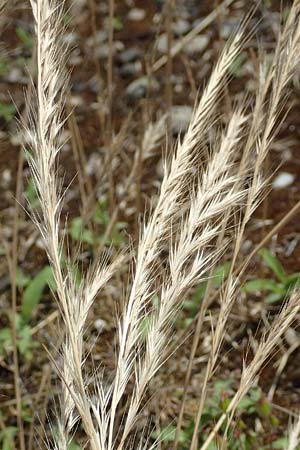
[220,18,240,39]
[171,105,193,134]
[157,34,167,53]
[119,47,142,64]
[69,95,84,107]
[184,35,209,55]
[69,54,83,66]
[1,169,11,188]
[272,172,295,189]
[93,41,124,59]
[127,8,146,21]
[86,153,102,176]
[61,32,78,45]
[94,319,107,333]
[120,61,142,77]
[7,68,26,83]
[126,76,159,99]
[86,30,107,47]
[172,19,190,36]
[285,328,299,346]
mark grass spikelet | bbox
[200,289,300,450]
[27,1,122,449]
[23,1,300,449]
[287,414,300,450]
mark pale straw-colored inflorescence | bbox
[26,1,300,449]
[27,1,123,449]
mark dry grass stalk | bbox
[27,1,122,449]
[106,30,246,449]
[152,0,235,72]
[116,111,248,449]
[25,0,300,449]
[287,413,300,450]
[200,289,300,450]
[189,4,300,446]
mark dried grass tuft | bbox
[25,0,300,449]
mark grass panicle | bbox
[24,0,300,449]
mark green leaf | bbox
[211,262,231,288]
[22,266,55,320]
[0,57,9,77]
[104,16,123,31]
[139,315,154,342]
[51,426,82,448]
[182,317,193,327]
[18,325,35,359]
[259,248,286,282]
[185,263,231,317]
[93,201,109,226]
[203,441,219,450]
[112,17,123,31]
[63,13,73,26]
[109,231,124,246]
[152,425,187,443]
[0,315,36,359]
[213,379,233,394]
[249,387,261,403]
[93,201,127,245]
[0,426,17,450]
[183,281,207,318]
[284,273,300,290]
[243,279,283,293]
[183,281,207,317]
[69,217,94,245]
[270,414,279,427]
[239,433,252,450]
[193,281,208,301]
[220,396,231,411]
[25,178,40,208]
[0,327,13,354]
[68,442,82,450]
[271,437,289,449]
[236,388,261,413]
[258,400,271,418]
[265,292,284,304]
[16,268,31,289]
[16,26,34,50]
[0,103,16,123]
[21,403,33,422]
[229,54,246,78]
[238,396,255,412]
[71,265,82,288]
[183,297,202,315]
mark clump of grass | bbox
[24,0,300,449]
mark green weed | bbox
[243,247,300,303]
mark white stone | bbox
[126,76,159,98]
[272,172,295,189]
[94,319,107,333]
[184,35,209,55]
[1,169,11,188]
[171,105,193,134]
[127,8,146,21]
[173,19,190,36]
[157,34,167,54]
